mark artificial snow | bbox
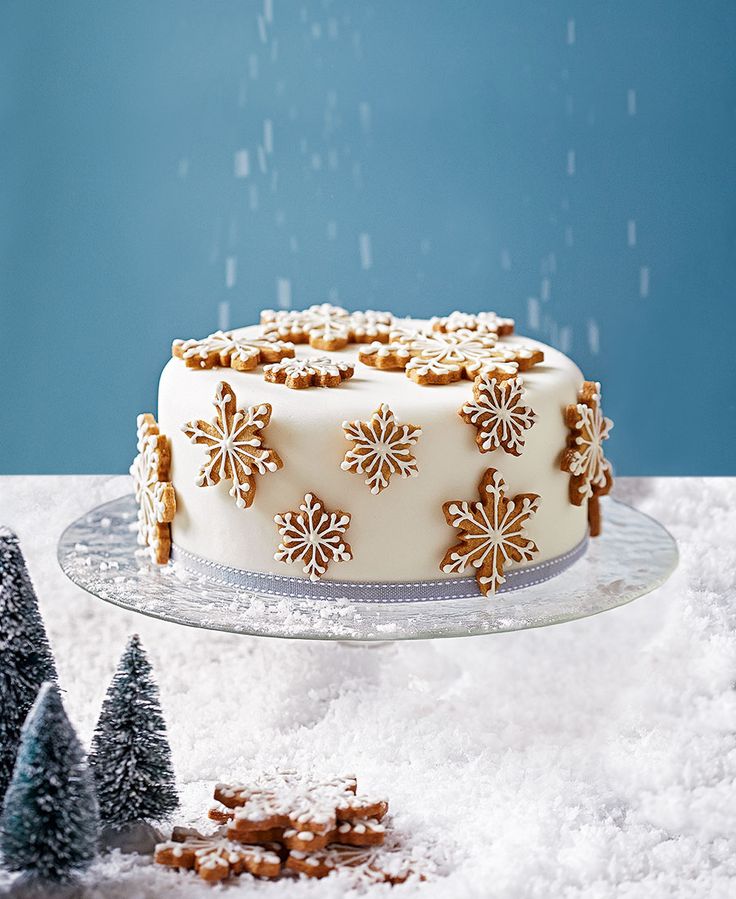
[0,475,734,898]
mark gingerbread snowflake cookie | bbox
[260,304,393,351]
[129,414,176,564]
[430,310,515,337]
[459,374,536,456]
[274,494,352,581]
[441,468,540,596]
[172,329,294,371]
[561,380,614,536]
[181,381,282,509]
[286,841,418,884]
[341,404,422,494]
[359,328,543,386]
[156,773,437,887]
[209,812,386,853]
[263,355,354,389]
[154,827,281,883]
[211,772,388,850]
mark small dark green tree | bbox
[89,635,178,841]
[0,528,58,801]
[0,683,99,887]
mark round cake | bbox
[131,306,613,601]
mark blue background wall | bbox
[2,0,735,474]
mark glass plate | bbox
[57,495,677,642]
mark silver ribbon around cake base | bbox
[170,535,589,603]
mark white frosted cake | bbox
[131,306,613,601]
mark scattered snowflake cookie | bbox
[172,329,295,371]
[357,329,490,383]
[274,495,352,581]
[500,342,545,371]
[181,381,282,509]
[260,305,393,351]
[430,310,515,337]
[212,772,387,849]
[561,380,614,536]
[286,842,416,884]
[357,339,412,371]
[154,827,281,883]
[129,414,176,564]
[341,404,422,494]
[359,328,543,386]
[206,808,385,852]
[281,818,386,852]
[263,355,354,389]
[459,375,536,456]
[441,468,540,596]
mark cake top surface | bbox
[165,308,582,416]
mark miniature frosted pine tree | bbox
[89,635,178,851]
[0,527,57,802]
[0,683,99,888]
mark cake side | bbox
[157,322,588,583]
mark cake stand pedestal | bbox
[57,496,677,642]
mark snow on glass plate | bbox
[58,495,677,642]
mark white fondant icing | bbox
[158,320,588,582]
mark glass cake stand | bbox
[57,495,677,642]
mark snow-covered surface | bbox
[0,476,734,898]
